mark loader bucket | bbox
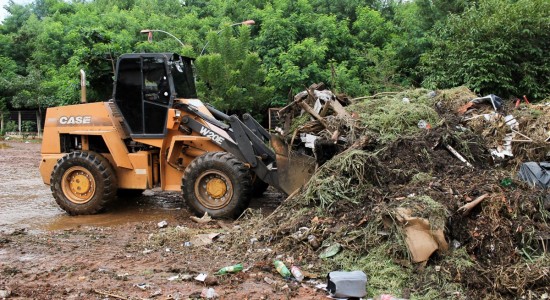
[270,135,316,195]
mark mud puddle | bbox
[0,142,185,233]
[0,185,187,232]
[45,190,187,231]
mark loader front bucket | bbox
[270,135,316,195]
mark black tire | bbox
[117,189,145,197]
[250,176,269,197]
[51,151,117,215]
[182,152,251,218]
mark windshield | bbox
[170,55,197,99]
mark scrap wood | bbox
[190,233,220,247]
[297,100,330,130]
[278,83,326,117]
[319,101,331,117]
[278,94,306,117]
[190,212,212,224]
[510,129,533,142]
[328,98,352,119]
[444,144,473,168]
[457,193,490,216]
[350,134,370,150]
[93,289,129,300]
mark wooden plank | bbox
[329,99,351,118]
[297,101,329,129]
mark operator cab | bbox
[113,53,197,138]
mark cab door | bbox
[114,54,174,138]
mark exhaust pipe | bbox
[80,69,87,103]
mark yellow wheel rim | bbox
[195,170,233,210]
[61,166,95,204]
[206,178,227,198]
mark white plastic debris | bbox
[300,133,318,149]
[190,212,212,224]
[417,120,430,129]
[134,283,149,290]
[0,290,12,298]
[200,288,219,299]
[194,273,208,282]
[157,220,168,228]
[180,274,194,280]
[490,114,519,159]
[167,275,179,281]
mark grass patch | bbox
[288,113,311,133]
[144,226,191,248]
[296,149,374,209]
[394,195,449,230]
[324,246,412,297]
[349,89,440,142]
[411,172,433,184]
[411,249,473,300]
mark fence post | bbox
[1,113,3,133]
[18,111,21,133]
[36,111,42,138]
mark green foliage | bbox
[0,0,547,118]
[4,120,17,133]
[195,26,274,120]
[421,0,550,98]
[351,90,440,142]
[297,149,374,209]
[329,247,412,297]
[21,120,36,132]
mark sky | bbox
[0,0,33,23]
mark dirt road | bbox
[0,141,322,299]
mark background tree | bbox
[196,25,274,120]
[421,0,550,98]
[0,0,548,122]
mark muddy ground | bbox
[0,141,323,300]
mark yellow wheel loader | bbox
[39,53,314,218]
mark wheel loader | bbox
[39,53,315,218]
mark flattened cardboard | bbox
[395,207,448,263]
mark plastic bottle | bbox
[216,263,243,275]
[290,265,304,282]
[273,260,291,278]
[500,178,512,187]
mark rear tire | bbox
[182,152,251,218]
[51,151,117,215]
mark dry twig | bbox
[93,289,128,300]
[458,194,489,216]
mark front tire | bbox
[182,152,251,218]
[51,151,117,215]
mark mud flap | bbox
[270,135,316,195]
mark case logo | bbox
[59,116,92,125]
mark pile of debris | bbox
[227,84,549,299]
